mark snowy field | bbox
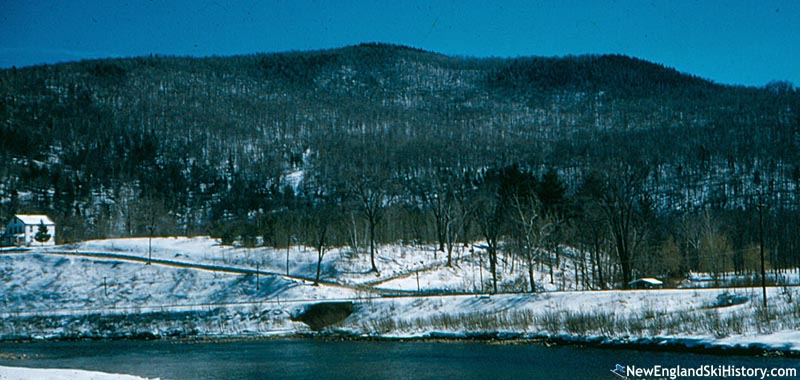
[68,237,593,292]
[69,237,476,287]
[0,251,356,314]
[1,237,799,356]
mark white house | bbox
[2,214,56,246]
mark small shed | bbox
[628,277,663,289]
[2,214,56,246]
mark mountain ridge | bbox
[1,44,798,280]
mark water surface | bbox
[0,339,797,380]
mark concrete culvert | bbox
[292,301,354,331]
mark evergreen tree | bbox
[34,221,51,244]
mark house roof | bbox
[14,215,55,225]
[628,277,663,285]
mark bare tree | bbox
[587,165,651,287]
[474,187,502,293]
[349,174,395,274]
[511,193,556,292]
[304,203,339,286]
[408,169,459,266]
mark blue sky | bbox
[1,0,797,87]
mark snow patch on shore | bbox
[0,365,157,380]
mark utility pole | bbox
[285,246,290,276]
[414,261,424,292]
[758,201,768,310]
[147,225,154,265]
[478,250,484,293]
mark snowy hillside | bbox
[2,237,799,355]
[0,252,355,314]
[69,237,591,292]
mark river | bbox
[0,339,797,380]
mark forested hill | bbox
[1,43,799,280]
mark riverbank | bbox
[331,289,800,356]
[2,288,799,356]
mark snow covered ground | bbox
[0,251,356,314]
[1,237,799,356]
[0,365,157,380]
[684,270,800,288]
[68,237,592,291]
[341,288,800,353]
[69,237,465,287]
